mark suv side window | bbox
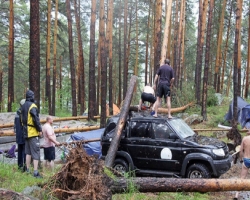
[153,123,172,139]
[130,121,150,138]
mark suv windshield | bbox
[168,118,195,138]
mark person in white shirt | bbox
[42,116,60,171]
[138,83,156,111]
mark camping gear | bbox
[224,96,250,128]
[70,128,104,158]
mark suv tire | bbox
[113,158,129,174]
[186,163,211,178]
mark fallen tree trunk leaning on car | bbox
[105,75,138,168]
[110,177,250,193]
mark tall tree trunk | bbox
[88,0,97,121]
[66,0,77,116]
[52,0,58,116]
[0,57,3,112]
[145,1,151,84]
[232,0,241,129]
[221,1,233,94]
[123,0,128,99]
[118,0,122,106]
[29,0,40,109]
[237,0,243,96]
[245,5,250,98]
[214,0,227,92]
[107,0,114,115]
[180,0,186,89]
[99,0,107,128]
[202,0,214,121]
[46,0,52,114]
[74,0,85,115]
[161,0,173,64]
[173,0,179,75]
[176,0,185,89]
[154,0,162,75]
[59,56,62,109]
[134,0,139,90]
[8,0,14,112]
[195,0,208,104]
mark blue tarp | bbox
[70,128,104,158]
[224,96,250,128]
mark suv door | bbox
[150,122,183,172]
[125,120,156,169]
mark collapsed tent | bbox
[70,128,104,158]
[224,96,250,128]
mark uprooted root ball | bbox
[44,143,112,200]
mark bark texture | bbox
[105,76,137,168]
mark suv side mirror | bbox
[169,133,178,140]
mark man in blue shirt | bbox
[153,59,174,118]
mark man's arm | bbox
[153,74,159,90]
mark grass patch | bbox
[0,162,46,192]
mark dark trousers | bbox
[17,144,26,170]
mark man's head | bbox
[26,90,35,102]
[165,59,170,65]
[20,99,25,107]
[46,116,53,125]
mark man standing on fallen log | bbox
[235,129,250,199]
[153,59,174,118]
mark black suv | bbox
[101,112,232,178]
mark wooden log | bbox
[110,178,250,193]
[105,75,137,167]
[0,115,103,129]
[0,126,100,137]
[0,188,36,200]
[129,102,194,113]
[157,102,194,114]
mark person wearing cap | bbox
[21,90,43,178]
[153,58,174,118]
[14,99,26,172]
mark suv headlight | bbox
[212,148,225,157]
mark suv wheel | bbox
[186,163,211,178]
[113,158,129,174]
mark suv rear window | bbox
[130,121,150,138]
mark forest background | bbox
[0,0,249,128]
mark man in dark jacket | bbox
[14,99,26,171]
[21,90,42,178]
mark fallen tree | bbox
[110,177,250,193]
[105,75,137,167]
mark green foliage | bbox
[0,162,45,193]
[11,102,19,112]
[172,83,195,107]
[206,87,218,107]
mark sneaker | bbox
[33,172,42,178]
[150,111,155,116]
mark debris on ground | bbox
[44,143,112,200]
